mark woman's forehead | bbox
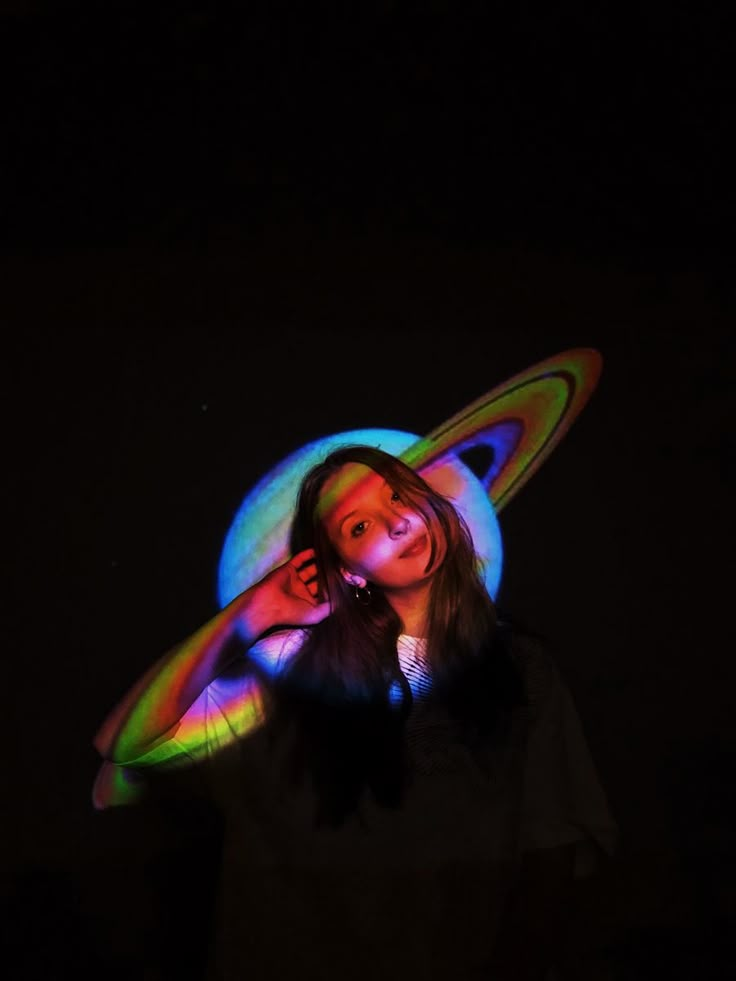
[316,463,385,524]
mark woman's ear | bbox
[340,567,367,590]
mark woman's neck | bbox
[385,581,432,639]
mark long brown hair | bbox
[266,445,525,824]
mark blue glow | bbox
[218,428,503,618]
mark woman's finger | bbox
[295,560,319,583]
[291,548,316,569]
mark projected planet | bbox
[92,347,603,809]
[218,347,602,610]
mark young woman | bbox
[94,445,618,981]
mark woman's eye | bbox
[351,521,367,538]
[391,491,402,503]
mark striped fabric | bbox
[393,634,467,775]
[396,634,434,700]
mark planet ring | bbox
[217,347,603,608]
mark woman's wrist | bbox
[234,583,276,643]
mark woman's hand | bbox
[240,548,332,636]
[95,549,330,766]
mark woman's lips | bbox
[400,533,428,558]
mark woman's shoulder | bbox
[247,627,309,678]
[502,622,562,709]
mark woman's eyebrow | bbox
[335,480,391,533]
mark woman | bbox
[94,445,618,980]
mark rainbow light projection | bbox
[217,348,602,614]
[92,760,147,809]
[93,662,270,806]
[217,428,504,614]
[93,349,602,808]
[400,347,603,511]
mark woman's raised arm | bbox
[93,549,330,765]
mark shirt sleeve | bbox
[134,628,307,765]
[517,635,620,877]
[91,629,306,809]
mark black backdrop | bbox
[4,3,734,979]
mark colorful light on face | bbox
[217,428,504,617]
[218,349,601,614]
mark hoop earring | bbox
[354,585,372,605]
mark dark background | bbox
[4,2,734,979]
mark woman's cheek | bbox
[353,540,394,577]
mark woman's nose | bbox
[388,513,410,539]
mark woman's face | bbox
[316,463,446,592]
